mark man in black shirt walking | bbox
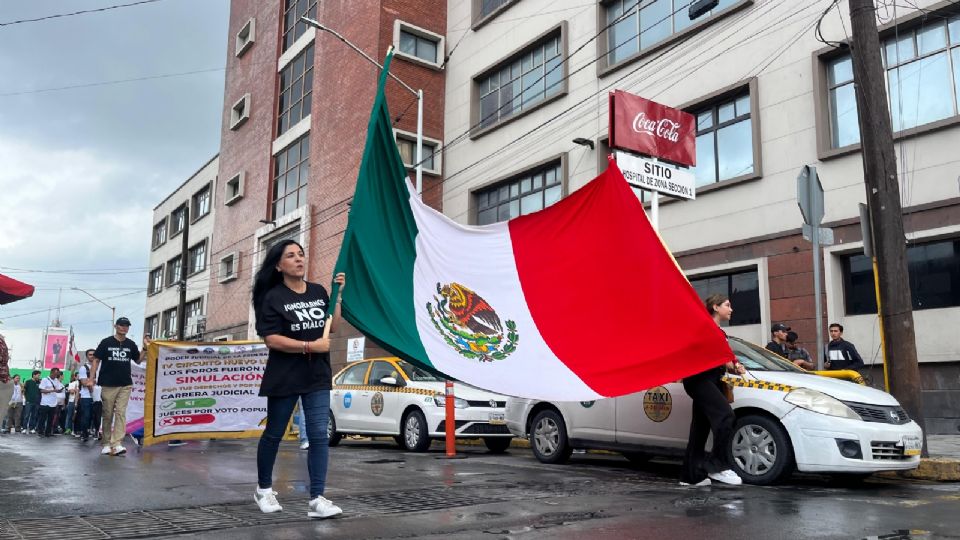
[90,317,141,456]
[825,323,864,371]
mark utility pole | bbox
[848,0,926,449]
[177,205,190,341]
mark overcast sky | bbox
[0,0,229,367]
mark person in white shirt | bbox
[37,368,64,437]
[4,375,25,433]
[65,372,79,435]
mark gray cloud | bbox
[0,0,229,365]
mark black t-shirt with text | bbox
[255,281,332,397]
[94,336,141,387]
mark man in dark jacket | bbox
[825,323,864,370]
[765,323,790,358]
[22,370,41,433]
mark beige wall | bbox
[444,0,960,364]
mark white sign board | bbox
[615,151,696,200]
[346,337,365,362]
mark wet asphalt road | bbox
[1,434,958,539]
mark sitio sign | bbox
[609,90,696,167]
[616,151,696,200]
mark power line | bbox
[0,67,225,97]
[0,0,167,27]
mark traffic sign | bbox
[797,165,824,226]
[615,151,696,200]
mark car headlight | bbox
[432,394,468,408]
[784,388,860,420]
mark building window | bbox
[476,162,563,225]
[152,220,167,249]
[188,240,207,275]
[192,185,211,221]
[604,0,740,66]
[235,18,255,57]
[278,45,314,135]
[171,205,187,236]
[219,253,238,283]
[842,238,960,315]
[825,13,960,148]
[473,0,516,26]
[225,172,245,205]
[162,308,178,339]
[396,133,439,174]
[689,90,754,186]
[826,56,860,148]
[689,269,761,327]
[148,267,163,295]
[185,298,203,322]
[396,24,442,66]
[272,136,310,219]
[166,256,182,287]
[144,315,159,340]
[282,0,318,52]
[477,32,564,130]
[230,93,251,130]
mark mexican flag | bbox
[333,50,733,401]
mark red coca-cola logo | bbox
[609,91,696,167]
[632,112,682,143]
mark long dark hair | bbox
[252,239,304,315]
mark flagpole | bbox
[300,17,424,198]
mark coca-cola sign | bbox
[609,90,696,167]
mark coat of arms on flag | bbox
[427,282,518,363]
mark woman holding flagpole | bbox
[680,293,746,487]
[251,239,346,519]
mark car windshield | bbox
[398,360,441,382]
[728,337,808,373]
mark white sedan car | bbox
[329,357,514,452]
[505,336,922,485]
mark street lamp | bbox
[71,287,115,334]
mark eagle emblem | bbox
[427,282,518,362]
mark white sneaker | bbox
[299,441,310,450]
[679,478,712,487]
[708,469,743,485]
[307,495,342,518]
[254,489,283,513]
[29,429,36,434]
[100,446,113,456]
[112,445,127,456]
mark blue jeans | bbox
[23,402,40,431]
[65,402,76,432]
[77,398,92,436]
[257,390,330,498]
[297,398,308,443]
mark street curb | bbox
[876,458,960,482]
[362,436,532,449]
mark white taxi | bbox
[505,336,922,485]
[329,357,514,452]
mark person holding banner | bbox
[90,317,142,456]
[251,239,345,519]
[680,294,745,487]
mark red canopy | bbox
[0,273,35,305]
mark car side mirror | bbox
[380,376,405,387]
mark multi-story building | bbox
[144,155,219,341]
[442,1,960,432]
[204,1,447,368]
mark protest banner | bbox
[143,341,269,446]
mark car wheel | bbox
[731,414,794,485]
[622,451,652,465]
[327,412,342,447]
[529,409,572,464]
[483,437,512,453]
[401,409,431,452]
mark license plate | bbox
[489,413,506,425]
[901,436,922,456]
